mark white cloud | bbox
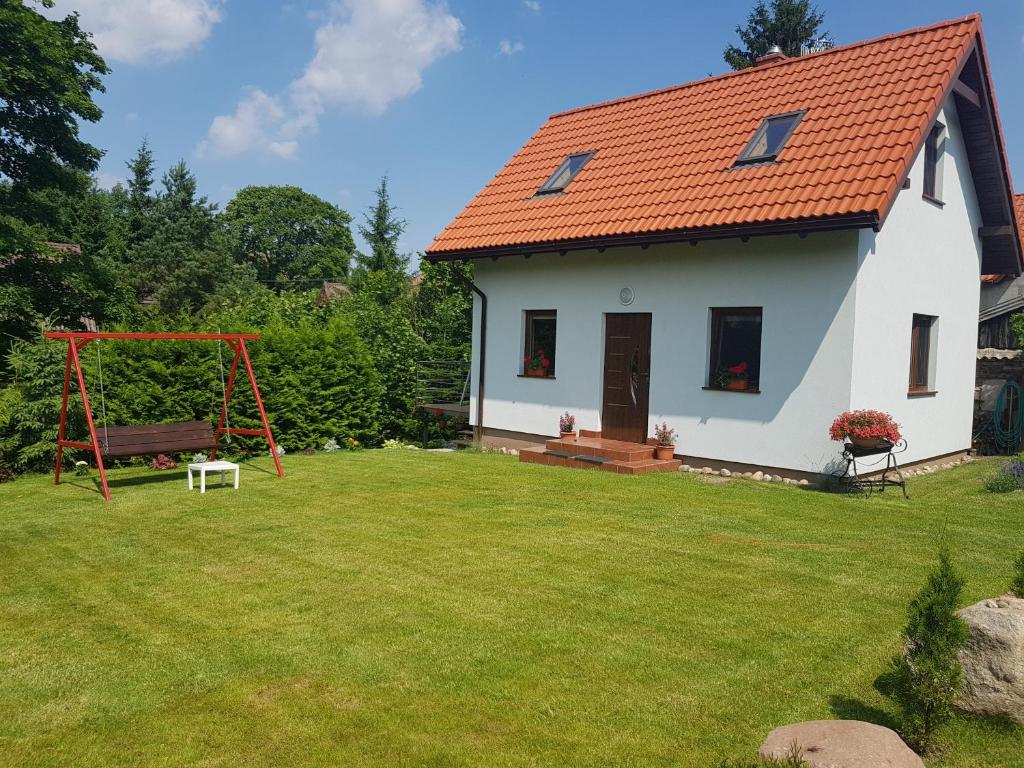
[523,0,541,13]
[94,172,125,190]
[48,0,224,64]
[197,88,285,158]
[201,0,463,159]
[498,39,525,56]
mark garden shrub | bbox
[0,303,385,474]
[1,333,86,473]
[349,291,425,439]
[1012,551,1024,598]
[984,455,1024,493]
[890,546,969,754]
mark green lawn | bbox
[1,451,1021,767]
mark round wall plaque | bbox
[619,286,635,306]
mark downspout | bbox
[454,264,487,442]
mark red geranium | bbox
[728,362,749,377]
[829,409,902,443]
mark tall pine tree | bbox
[125,139,155,245]
[354,177,410,303]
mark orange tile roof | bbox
[428,16,985,257]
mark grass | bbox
[0,450,1021,767]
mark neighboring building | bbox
[426,16,1022,476]
[974,193,1024,452]
[317,281,351,305]
[979,195,1024,349]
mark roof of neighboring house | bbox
[316,281,351,305]
[982,194,1024,283]
[0,241,82,268]
[428,15,1021,274]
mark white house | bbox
[426,15,1022,477]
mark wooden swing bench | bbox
[45,331,284,501]
[100,420,219,458]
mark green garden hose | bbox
[993,380,1024,453]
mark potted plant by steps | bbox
[559,411,577,441]
[829,409,902,450]
[653,422,677,460]
[714,362,750,390]
[524,348,551,378]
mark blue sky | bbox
[56,0,1024,259]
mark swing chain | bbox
[217,333,231,444]
[95,338,109,452]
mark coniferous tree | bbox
[130,161,245,313]
[125,139,155,245]
[356,178,407,301]
[723,0,831,70]
[1011,550,1024,598]
[890,547,970,754]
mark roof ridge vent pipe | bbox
[755,45,787,65]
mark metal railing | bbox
[415,360,471,406]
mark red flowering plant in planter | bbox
[829,410,902,449]
[713,361,750,391]
[524,348,551,377]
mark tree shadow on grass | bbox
[828,669,902,731]
[829,694,900,731]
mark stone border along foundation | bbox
[494,445,975,485]
[681,453,974,486]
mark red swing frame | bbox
[44,332,284,501]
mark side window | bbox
[708,308,762,392]
[922,122,945,203]
[909,314,937,393]
[523,310,556,377]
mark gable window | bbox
[922,122,945,203]
[734,111,805,166]
[536,152,594,195]
[909,314,937,394]
[707,308,762,392]
[523,310,556,377]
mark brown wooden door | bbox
[602,313,652,444]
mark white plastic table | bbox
[187,460,239,493]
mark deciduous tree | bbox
[223,185,354,286]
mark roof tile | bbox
[429,16,983,255]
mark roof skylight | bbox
[735,111,805,165]
[536,151,595,195]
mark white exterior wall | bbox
[470,232,861,473]
[466,96,982,473]
[850,97,982,465]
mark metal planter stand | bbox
[835,439,909,498]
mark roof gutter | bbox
[426,212,879,262]
[452,266,487,442]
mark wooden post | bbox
[238,340,283,477]
[53,340,74,484]
[69,339,111,501]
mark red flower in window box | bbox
[525,347,550,377]
[714,361,750,390]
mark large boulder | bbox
[957,595,1024,723]
[759,720,923,768]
